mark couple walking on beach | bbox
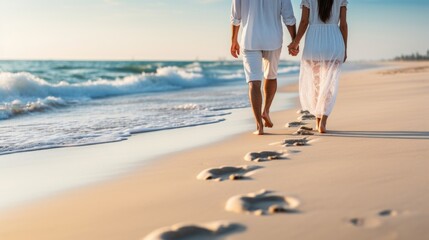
[231,0,348,135]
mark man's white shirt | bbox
[231,0,296,50]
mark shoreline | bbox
[0,61,379,157]
[0,62,380,212]
[2,61,427,240]
[0,72,300,211]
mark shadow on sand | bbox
[322,130,429,140]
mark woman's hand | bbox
[230,41,240,58]
[288,41,299,56]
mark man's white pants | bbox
[242,47,282,83]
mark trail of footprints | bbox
[243,150,287,162]
[225,189,300,216]
[349,209,400,228]
[144,221,245,240]
[197,165,262,181]
[143,110,397,239]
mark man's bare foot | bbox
[253,123,264,135]
[262,112,273,128]
[253,130,264,135]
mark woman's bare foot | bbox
[262,112,273,128]
[318,115,328,133]
[316,117,321,131]
[318,124,326,133]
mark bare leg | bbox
[312,61,321,116]
[316,117,321,131]
[262,79,277,128]
[312,62,322,131]
[319,115,328,133]
[248,81,264,135]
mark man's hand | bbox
[288,41,299,56]
[230,41,240,58]
[288,46,299,56]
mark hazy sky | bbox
[0,0,428,61]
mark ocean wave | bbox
[218,72,244,80]
[105,64,158,74]
[0,61,299,120]
[0,97,67,120]
[0,66,211,119]
[185,62,203,73]
[278,66,300,74]
[0,66,207,100]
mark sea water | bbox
[0,60,300,155]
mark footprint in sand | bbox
[299,126,313,131]
[197,165,263,181]
[225,189,300,216]
[297,110,311,115]
[298,113,316,121]
[349,209,399,228]
[285,121,308,128]
[143,221,245,240]
[294,129,314,135]
[349,217,382,228]
[378,209,399,217]
[280,137,309,147]
[243,151,287,162]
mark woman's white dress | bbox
[299,0,348,117]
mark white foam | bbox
[0,66,211,119]
[185,62,203,73]
[0,96,67,120]
[219,72,244,80]
[0,66,207,100]
[172,103,204,110]
[277,66,300,74]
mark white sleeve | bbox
[341,0,348,7]
[231,0,241,26]
[281,0,296,26]
[300,0,310,9]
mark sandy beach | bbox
[1,61,429,240]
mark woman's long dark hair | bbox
[318,0,334,23]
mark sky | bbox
[0,0,428,61]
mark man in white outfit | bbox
[230,0,297,135]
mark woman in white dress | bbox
[288,0,348,133]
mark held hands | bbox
[230,41,240,58]
[231,40,299,58]
[288,41,300,56]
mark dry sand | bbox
[1,61,428,240]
